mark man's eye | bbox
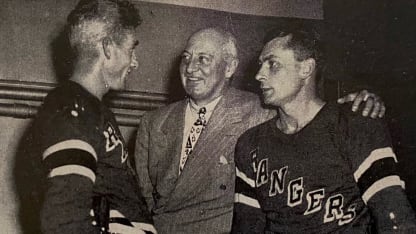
[268,61,279,70]
[181,54,191,61]
[199,56,210,64]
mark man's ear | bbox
[225,58,239,79]
[299,58,316,78]
[102,37,112,59]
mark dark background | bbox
[323,0,416,207]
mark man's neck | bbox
[189,95,222,112]
[277,96,325,134]
[70,64,107,100]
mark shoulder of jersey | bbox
[41,83,102,123]
[240,118,271,141]
[337,101,378,125]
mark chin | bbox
[262,96,273,105]
[189,92,209,103]
[186,87,202,97]
[263,97,280,107]
[263,100,275,107]
[188,92,202,101]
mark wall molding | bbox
[0,79,169,127]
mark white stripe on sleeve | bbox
[354,147,397,182]
[43,139,97,161]
[48,165,96,182]
[236,167,256,188]
[362,175,405,204]
[235,193,261,209]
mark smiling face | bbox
[256,36,304,107]
[105,32,139,90]
[179,31,231,105]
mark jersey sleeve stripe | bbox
[354,147,397,181]
[109,218,133,226]
[43,149,97,173]
[235,193,261,209]
[356,157,396,192]
[131,222,157,234]
[236,167,256,188]
[362,175,405,204]
[236,177,258,199]
[109,223,156,234]
[109,210,157,234]
[110,209,126,218]
[109,209,133,226]
[43,139,98,161]
[48,165,96,182]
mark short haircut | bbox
[264,26,324,70]
[194,27,238,63]
[67,0,141,59]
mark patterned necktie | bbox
[179,107,207,174]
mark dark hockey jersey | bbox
[232,102,416,234]
[27,81,154,233]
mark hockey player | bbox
[232,27,416,233]
[25,0,156,233]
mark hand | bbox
[337,89,386,118]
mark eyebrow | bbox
[180,51,213,58]
[261,54,279,61]
[198,52,213,58]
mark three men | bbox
[26,0,155,233]
[232,27,416,233]
[134,27,385,233]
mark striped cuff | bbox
[42,139,97,182]
[362,175,405,204]
[235,193,261,209]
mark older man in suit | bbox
[134,27,384,234]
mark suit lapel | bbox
[156,101,187,200]
[167,89,243,207]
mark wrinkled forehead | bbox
[185,31,225,55]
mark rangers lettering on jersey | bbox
[103,123,127,163]
[251,150,356,226]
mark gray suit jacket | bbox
[135,87,273,234]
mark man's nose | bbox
[130,52,138,69]
[255,65,267,81]
[185,57,199,74]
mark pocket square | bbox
[219,155,228,165]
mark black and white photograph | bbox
[0,0,415,233]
